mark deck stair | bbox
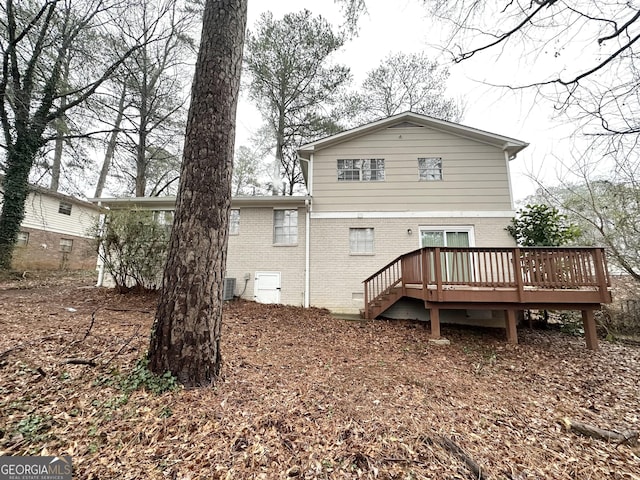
[367,286,403,319]
[362,246,612,350]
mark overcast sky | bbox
[236,0,578,203]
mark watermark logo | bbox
[0,456,72,480]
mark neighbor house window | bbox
[337,159,385,181]
[152,210,174,234]
[350,227,374,254]
[229,209,240,235]
[418,157,442,180]
[273,209,297,244]
[59,238,73,252]
[153,210,174,226]
[58,201,73,215]
[16,232,29,247]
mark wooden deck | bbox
[363,247,612,350]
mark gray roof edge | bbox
[298,111,528,157]
[0,176,101,211]
[90,195,311,210]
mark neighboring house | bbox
[0,181,100,270]
[94,112,528,318]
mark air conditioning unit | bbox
[223,277,236,301]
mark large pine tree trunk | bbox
[148,0,247,387]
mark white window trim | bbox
[59,238,73,253]
[418,226,476,248]
[229,209,240,235]
[273,209,298,246]
[418,157,443,181]
[337,158,385,182]
[349,227,375,255]
[58,201,73,215]
[16,231,29,247]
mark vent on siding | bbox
[389,122,423,129]
[223,278,236,301]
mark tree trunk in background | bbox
[95,85,127,198]
[148,0,247,387]
[50,114,65,191]
[135,47,149,197]
[50,58,70,192]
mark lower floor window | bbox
[59,238,73,253]
[16,231,29,247]
[229,209,240,235]
[274,209,298,244]
[350,227,374,254]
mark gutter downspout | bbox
[303,153,313,308]
[96,202,106,287]
[305,198,310,308]
[504,148,515,211]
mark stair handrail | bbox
[362,248,422,284]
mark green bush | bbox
[507,204,580,247]
[93,209,170,292]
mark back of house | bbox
[298,111,527,316]
[93,112,528,318]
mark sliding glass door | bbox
[420,228,472,282]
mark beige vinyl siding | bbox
[309,216,515,313]
[226,206,306,306]
[19,191,98,238]
[311,125,512,212]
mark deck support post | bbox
[581,309,599,351]
[504,310,518,344]
[429,307,440,339]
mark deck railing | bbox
[363,246,611,313]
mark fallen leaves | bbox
[0,276,639,479]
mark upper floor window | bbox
[337,159,385,182]
[16,231,29,247]
[58,201,72,215]
[274,209,297,244]
[229,209,240,235]
[350,227,374,254]
[418,157,442,181]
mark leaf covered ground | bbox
[0,274,639,479]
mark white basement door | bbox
[254,271,281,304]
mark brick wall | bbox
[12,227,97,271]
[309,216,515,313]
[226,206,306,306]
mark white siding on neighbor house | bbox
[311,125,513,213]
[225,206,306,306]
[309,216,516,314]
[19,191,98,238]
